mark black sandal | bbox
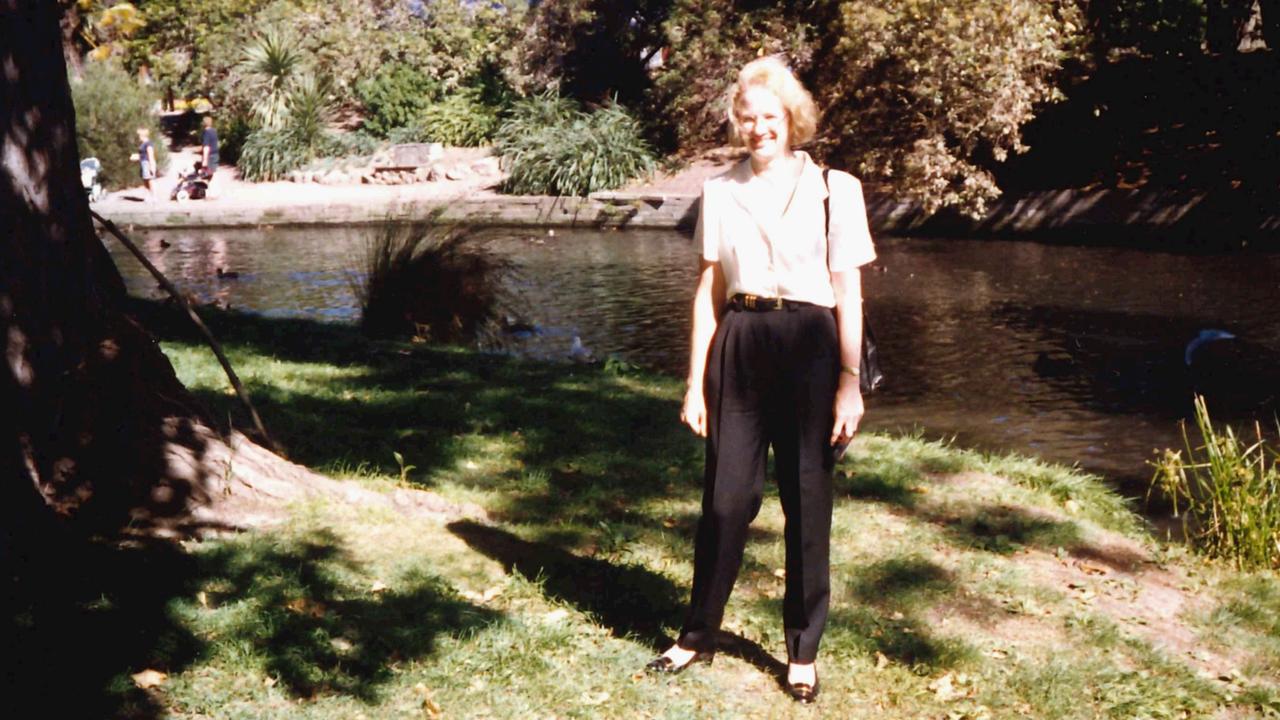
[644,649,715,675]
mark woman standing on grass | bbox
[644,56,876,704]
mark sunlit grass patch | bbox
[1205,573,1280,679]
[844,433,1143,538]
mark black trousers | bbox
[678,304,839,663]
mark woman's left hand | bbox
[830,378,865,446]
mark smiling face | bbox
[734,85,791,168]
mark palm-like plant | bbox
[240,28,305,128]
[284,72,334,149]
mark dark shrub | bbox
[356,62,440,138]
[357,221,513,343]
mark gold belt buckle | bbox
[744,294,757,310]
[773,297,784,310]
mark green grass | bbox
[12,305,1278,719]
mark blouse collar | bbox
[723,151,829,247]
[726,150,828,200]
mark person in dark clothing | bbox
[135,126,157,201]
[643,56,876,704]
[200,115,219,180]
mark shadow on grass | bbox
[447,520,788,678]
[928,504,1085,556]
[132,300,702,528]
[3,526,491,717]
[837,452,1146,569]
[193,528,496,701]
[835,556,976,671]
[448,519,684,648]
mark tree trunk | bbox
[1,1,342,540]
[1205,0,1253,53]
[2,3,479,547]
[1260,0,1280,50]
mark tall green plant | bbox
[239,27,306,128]
[498,94,656,196]
[413,87,503,147]
[1151,395,1280,570]
[236,72,337,181]
[70,60,169,190]
[284,72,334,147]
[356,62,440,138]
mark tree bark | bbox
[0,1,338,539]
[1205,0,1253,54]
[1260,0,1280,50]
[2,2,479,551]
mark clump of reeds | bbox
[1151,395,1280,570]
[355,220,512,343]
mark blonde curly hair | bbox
[727,56,819,147]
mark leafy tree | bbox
[651,0,1080,217]
[81,0,146,61]
[816,0,1081,216]
[513,0,670,107]
[648,0,809,153]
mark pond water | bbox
[108,226,1280,487]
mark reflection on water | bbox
[108,226,1280,485]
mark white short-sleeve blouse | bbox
[695,151,876,308]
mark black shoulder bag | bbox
[823,168,884,394]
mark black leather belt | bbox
[728,293,816,312]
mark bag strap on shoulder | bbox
[822,168,831,241]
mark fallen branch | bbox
[90,210,281,455]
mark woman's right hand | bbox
[681,386,708,437]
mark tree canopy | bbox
[62,0,1280,214]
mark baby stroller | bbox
[80,157,105,202]
[170,161,210,201]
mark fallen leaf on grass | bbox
[580,690,610,705]
[773,568,786,580]
[948,706,992,720]
[1075,560,1109,576]
[413,683,442,718]
[929,673,959,701]
[875,651,890,670]
[285,598,327,618]
[369,580,388,593]
[929,672,975,702]
[131,669,167,689]
[542,608,570,624]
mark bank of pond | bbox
[107,225,1280,489]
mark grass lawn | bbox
[13,307,1279,719]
